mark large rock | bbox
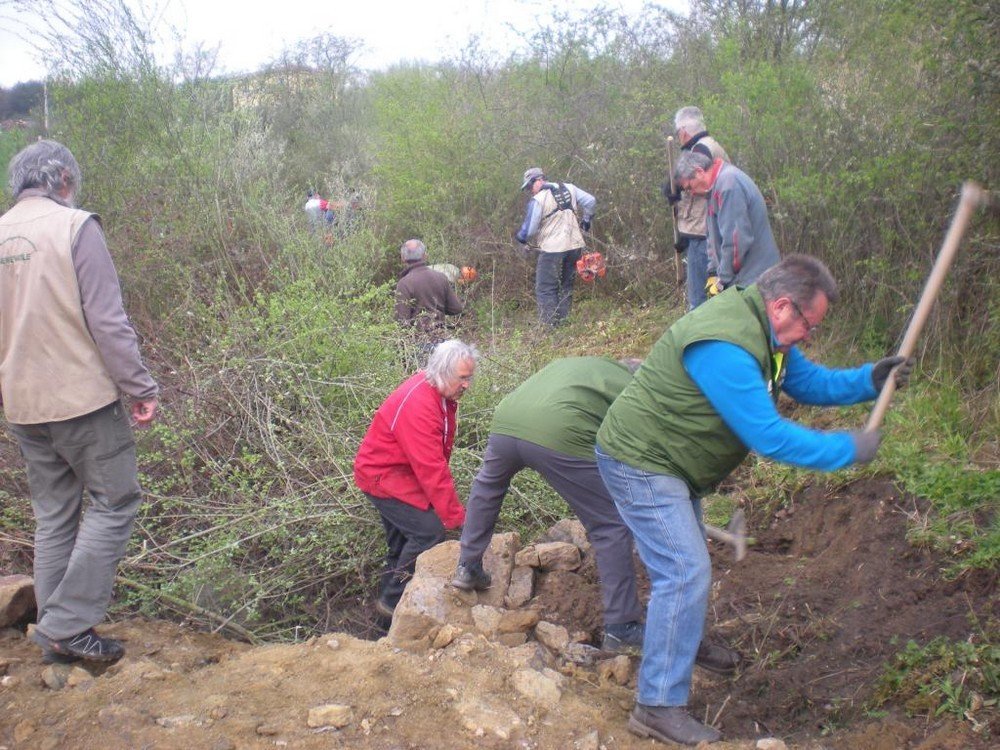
[389,534,519,650]
[504,566,534,609]
[471,604,504,637]
[478,532,519,609]
[306,704,353,728]
[511,668,562,707]
[504,643,553,671]
[534,621,569,653]
[535,542,582,571]
[0,575,35,628]
[389,541,475,650]
[540,519,591,556]
[455,696,523,740]
[498,607,540,634]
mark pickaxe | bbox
[705,509,750,562]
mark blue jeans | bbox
[595,445,710,707]
[535,248,581,326]
[685,237,709,310]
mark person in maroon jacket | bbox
[354,339,479,617]
[394,238,464,347]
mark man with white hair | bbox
[515,168,596,326]
[0,140,158,664]
[354,340,478,617]
[667,106,730,309]
[394,238,464,345]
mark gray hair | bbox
[674,106,706,134]
[757,255,840,307]
[400,238,427,262]
[674,150,713,182]
[8,139,82,201]
[425,339,479,390]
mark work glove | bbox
[850,429,882,465]
[705,276,723,297]
[660,182,682,205]
[674,236,690,254]
[871,356,915,391]
[580,219,591,232]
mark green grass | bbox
[870,636,999,732]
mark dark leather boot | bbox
[628,704,721,746]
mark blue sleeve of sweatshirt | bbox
[683,340,857,471]
[515,199,540,244]
[780,346,877,405]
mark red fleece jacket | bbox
[353,371,466,528]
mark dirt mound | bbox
[0,478,994,749]
[696,478,996,747]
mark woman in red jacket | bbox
[354,339,479,617]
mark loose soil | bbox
[1,478,996,749]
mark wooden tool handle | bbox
[865,182,987,432]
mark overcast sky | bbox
[0,0,686,87]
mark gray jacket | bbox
[706,163,780,288]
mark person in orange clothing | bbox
[354,339,479,616]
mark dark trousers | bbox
[458,433,643,625]
[365,493,445,609]
[535,248,582,326]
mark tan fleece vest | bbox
[533,186,586,253]
[677,136,730,238]
[0,196,119,424]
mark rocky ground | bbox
[0,478,995,749]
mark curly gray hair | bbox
[425,339,479,390]
[8,140,82,202]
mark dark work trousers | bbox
[9,400,143,640]
[535,248,582,326]
[364,492,445,610]
[458,433,643,626]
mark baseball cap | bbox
[520,167,544,190]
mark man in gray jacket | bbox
[674,151,780,292]
[0,140,158,664]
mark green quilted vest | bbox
[597,286,781,495]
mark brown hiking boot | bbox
[695,640,741,675]
[628,704,721,746]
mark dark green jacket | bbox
[492,357,632,460]
[597,286,779,494]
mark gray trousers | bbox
[459,433,643,625]
[9,401,142,639]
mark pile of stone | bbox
[387,520,632,685]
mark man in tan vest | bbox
[666,106,730,310]
[515,167,596,326]
[0,140,158,664]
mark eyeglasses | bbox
[788,298,820,336]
